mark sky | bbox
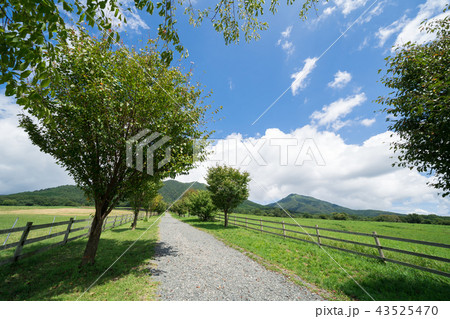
[0,0,449,216]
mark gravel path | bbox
[150,213,323,301]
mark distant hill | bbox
[0,181,397,217]
[159,180,206,203]
[0,185,92,206]
[267,194,399,217]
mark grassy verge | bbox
[176,215,450,301]
[0,215,161,301]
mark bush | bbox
[332,212,349,220]
[187,190,217,221]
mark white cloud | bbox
[290,57,318,95]
[334,0,368,16]
[394,0,449,48]
[324,6,337,16]
[328,70,352,89]
[176,126,450,215]
[0,93,74,195]
[375,15,409,47]
[358,0,385,24]
[99,0,150,32]
[277,26,295,57]
[228,79,234,90]
[361,118,376,127]
[281,26,293,38]
[376,0,449,49]
[310,93,366,129]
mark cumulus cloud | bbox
[310,93,367,129]
[328,70,352,89]
[277,25,295,57]
[290,57,318,95]
[177,126,450,215]
[0,93,74,195]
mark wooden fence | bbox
[0,211,155,266]
[216,214,450,278]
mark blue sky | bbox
[1,0,449,215]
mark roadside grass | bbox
[0,215,161,301]
[177,215,450,301]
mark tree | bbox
[187,190,217,221]
[128,179,163,230]
[331,212,349,220]
[171,197,191,217]
[377,10,450,196]
[19,29,213,265]
[1,0,323,107]
[143,193,164,219]
[206,165,250,227]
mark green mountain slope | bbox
[0,185,91,206]
[159,180,206,203]
[0,181,396,217]
[267,194,399,217]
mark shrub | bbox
[187,190,217,221]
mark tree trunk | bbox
[145,209,149,219]
[224,211,229,227]
[131,208,139,230]
[80,212,104,266]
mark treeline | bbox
[235,208,450,225]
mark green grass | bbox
[177,214,450,301]
[0,214,161,301]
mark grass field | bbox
[0,210,161,301]
[177,214,450,301]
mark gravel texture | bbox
[150,213,324,301]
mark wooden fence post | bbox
[63,218,74,244]
[13,222,33,262]
[315,225,321,246]
[103,217,108,232]
[260,219,263,232]
[112,216,117,228]
[282,221,286,239]
[373,231,385,261]
[245,217,248,228]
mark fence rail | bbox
[216,214,450,278]
[0,211,157,266]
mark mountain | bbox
[0,181,397,217]
[0,185,92,206]
[159,180,206,203]
[266,193,399,217]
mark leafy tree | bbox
[1,0,323,107]
[377,10,450,196]
[206,165,250,227]
[405,213,424,224]
[143,192,164,219]
[154,198,168,215]
[19,29,212,265]
[187,190,216,221]
[128,179,163,230]
[171,197,191,217]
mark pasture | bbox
[178,213,450,301]
[0,207,160,301]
